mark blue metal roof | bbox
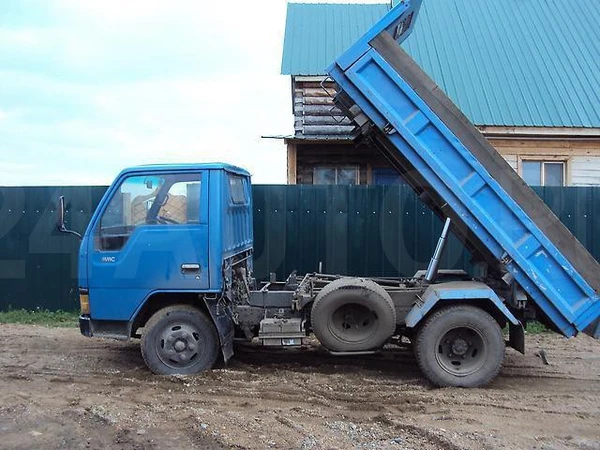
[281,0,600,128]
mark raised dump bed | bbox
[327,0,600,338]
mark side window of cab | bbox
[96,173,202,251]
[229,174,248,205]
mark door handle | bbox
[181,263,200,273]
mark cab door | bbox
[88,171,210,320]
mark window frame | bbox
[228,174,249,206]
[95,172,203,251]
[519,157,567,187]
[313,165,359,185]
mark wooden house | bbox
[281,1,600,186]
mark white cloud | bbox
[1,0,382,186]
[0,68,291,185]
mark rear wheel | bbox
[311,278,396,352]
[141,305,219,375]
[415,305,505,388]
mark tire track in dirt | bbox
[0,325,599,449]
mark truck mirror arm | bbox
[56,196,82,240]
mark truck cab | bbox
[78,164,253,357]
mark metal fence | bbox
[1,184,599,311]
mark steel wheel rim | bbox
[435,326,487,377]
[329,303,378,343]
[156,321,203,369]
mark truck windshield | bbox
[96,173,201,251]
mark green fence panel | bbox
[252,185,473,280]
[1,185,599,311]
[0,186,106,311]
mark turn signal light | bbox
[79,293,90,315]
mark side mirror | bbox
[56,196,82,239]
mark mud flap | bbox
[583,316,600,339]
[203,297,235,363]
[79,315,92,337]
[509,322,525,354]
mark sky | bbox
[0,0,387,186]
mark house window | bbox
[521,161,565,186]
[313,166,358,185]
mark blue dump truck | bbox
[58,0,600,387]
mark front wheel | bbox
[414,305,505,388]
[141,305,219,375]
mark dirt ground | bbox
[0,325,598,450]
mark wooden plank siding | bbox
[570,157,600,186]
[293,143,389,185]
[288,78,600,186]
[491,137,600,186]
[502,155,518,172]
[288,135,600,186]
[293,78,356,137]
[288,141,537,185]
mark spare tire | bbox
[311,278,396,352]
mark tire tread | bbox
[414,304,504,388]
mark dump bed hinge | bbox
[500,252,513,265]
[383,122,397,135]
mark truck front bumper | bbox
[79,315,93,337]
